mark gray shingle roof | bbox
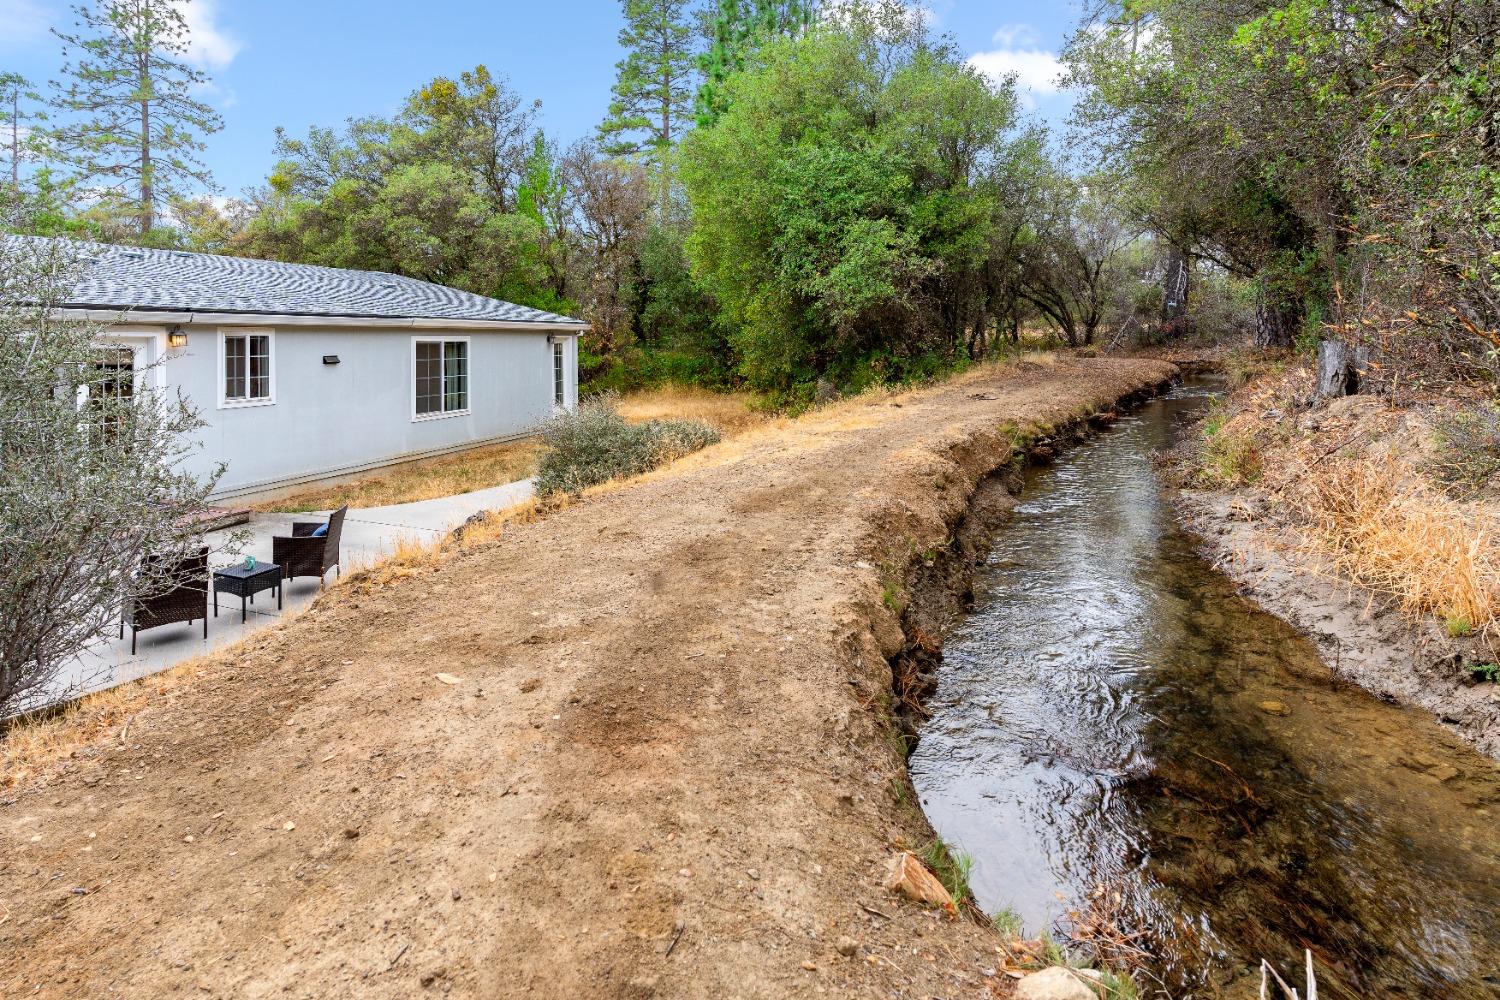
[22,238,583,326]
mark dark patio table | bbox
[212,561,282,623]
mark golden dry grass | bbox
[614,386,770,436]
[255,438,545,513]
[1,656,211,791]
[1295,456,1500,637]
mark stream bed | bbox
[909,379,1500,998]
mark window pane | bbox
[553,343,564,405]
[415,342,442,414]
[248,335,271,399]
[225,336,246,399]
[444,341,468,412]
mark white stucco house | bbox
[37,239,586,503]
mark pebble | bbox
[801,961,817,972]
[835,936,859,957]
[1258,700,1291,716]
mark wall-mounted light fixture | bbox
[322,355,341,366]
[166,326,188,349]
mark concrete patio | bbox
[39,477,535,706]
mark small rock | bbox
[835,936,859,957]
[282,821,296,831]
[435,673,462,685]
[747,868,760,880]
[519,678,541,694]
[678,868,692,877]
[1013,966,1097,1000]
[183,835,195,843]
[1258,700,1291,716]
[343,828,360,839]
[1430,764,1460,782]
[882,851,955,914]
[800,960,817,972]
[451,888,462,901]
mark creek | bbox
[910,379,1500,998]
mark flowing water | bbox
[910,379,1500,998]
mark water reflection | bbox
[910,381,1500,998]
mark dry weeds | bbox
[1294,457,1499,638]
[1,656,211,792]
[614,386,770,436]
[254,437,545,513]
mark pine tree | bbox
[0,73,46,195]
[597,0,696,215]
[49,0,223,238]
[694,0,814,128]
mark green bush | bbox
[1430,403,1500,498]
[535,394,721,497]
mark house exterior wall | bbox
[106,322,578,501]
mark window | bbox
[414,338,469,418]
[221,329,274,406]
[553,341,565,406]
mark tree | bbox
[598,0,697,216]
[0,237,226,711]
[695,0,814,127]
[48,0,223,238]
[1,73,45,195]
[1018,175,1138,346]
[405,65,539,214]
[682,4,1030,390]
[563,141,652,358]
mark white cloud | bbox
[0,0,52,47]
[967,23,1066,103]
[177,0,240,71]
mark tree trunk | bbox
[1161,245,1190,332]
[1253,297,1300,349]
[1316,338,1367,399]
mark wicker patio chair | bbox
[121,547,210,654]
[272,504,347,588]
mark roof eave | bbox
[49,306,589,333]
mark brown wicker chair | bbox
[272,504,347,588]
[121,547,210,654]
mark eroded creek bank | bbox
[892,379,1500,999]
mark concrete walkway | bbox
[39,477,536,707]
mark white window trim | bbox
[411,335,472,422]
[552,340,566,410]
[218,327,276,409]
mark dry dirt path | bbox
[2,357,1176,999]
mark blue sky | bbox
[0,0,1082,198]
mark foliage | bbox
[695,0,814,127]
[682,3,1037,391]
[535,392,720,496]
[1429,403,1500,498]
[1,72,46,194]
[598,0,696,207]
[1191,402,1262,486]
[47,0,223,238]
[1066,0,1500,369]
[0,237,226,712]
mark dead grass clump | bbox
[1,657,209,791]
[615,386,769,436]
[1295,456,1500,637]
[256,437,544,513]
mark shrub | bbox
[535,393,720,497]
[1429,403,1500,498]
[1190,403,1263,487]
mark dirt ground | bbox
[1,356,1175,999]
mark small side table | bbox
[213,562,283,623]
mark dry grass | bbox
[1,656,211,792]
[1294,456,1500,638]
[614,386,770,436]
[254,438,545,513]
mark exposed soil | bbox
[1177,489,1500,758]
[0,356,1175,999]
